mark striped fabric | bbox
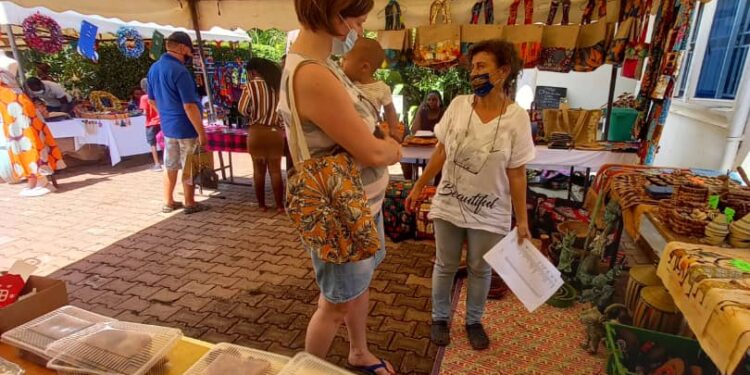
[238,78,280,128]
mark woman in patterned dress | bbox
[0,66,65,196]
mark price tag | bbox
[731,259,750,273]
[725,207,736,223]
[708,195,720,210]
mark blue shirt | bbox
[147,54,200,138]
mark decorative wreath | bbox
[22,13,64,54]
[116,27,145,59]
[89,91,122,112]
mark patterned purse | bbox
[573,0,609,72]
[505,0,543,69]
[284,61,381,264]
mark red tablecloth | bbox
[205,125,248,153]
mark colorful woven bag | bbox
[284,61,381,264]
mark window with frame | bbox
[676,3,705,98]
[694,0,750,100]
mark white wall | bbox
[653,112,728,169]
[533,65,638,109]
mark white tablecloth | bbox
[401,145,639,171]
[47,116,151,166]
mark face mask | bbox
[332,16,358,55]
[31,89,44,96]
[470,73,501,97]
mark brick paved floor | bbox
[1,153,438,374]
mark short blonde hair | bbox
[294,0,374,34]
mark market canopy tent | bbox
[5,0,622,32]
[0,1,250,45]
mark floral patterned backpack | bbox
[284,61,381,264]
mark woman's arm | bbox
[383,103,402,141]
[294,63,400,167]
[405,143,446,212]
[507,165,531,243]
[411,107,424,134]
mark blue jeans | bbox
[432,219,503,325]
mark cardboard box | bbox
[0,275,68,334]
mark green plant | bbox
[247,28,287,62]
[22,45,97,99]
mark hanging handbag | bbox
[470,0,495,24]
[606,16,636,65]
[461,24,504,56]
[542,108,601,145]
[384,0,405,30]
[284,61,381,264]
[414,23,461,68]
[189,145,219,193]
[622,2,652,79]
[504,0,542,69]
[378,29,410,69]
[573,0,609,73]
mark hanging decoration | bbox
[150,30,165,60]
[77,20,99,62]
[116,27,145,59]
[22,13,64,55]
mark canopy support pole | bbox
[187,0,216,120]
[4,25,25,86]
[602,64,618,141]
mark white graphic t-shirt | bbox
[428,95,535,235]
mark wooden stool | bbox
[633,286,682,334]
[625,265,662,313]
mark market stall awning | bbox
[4,0,623,32]
[0,1,249,42]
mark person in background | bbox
[147,31,208,214]
[405,39,534,351]
[128,86,145,111]
[280,0,401,373]
[0,62,65,195]
[139,78,162,172]
[36,63,52,81]
[341,37,402,141]
[238,58,285,213]
[411,90,444,134]
[25,77,74,114]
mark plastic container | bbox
[184,343,290,375]
[0,305,115,363]
[604,322,717,375]
[45,321,182,375]
[607,108,639,142]
[277,352,356,375]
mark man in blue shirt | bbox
[147,31,208,214]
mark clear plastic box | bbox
[277,352,356,375]
[45,321,182,375]
[1,305,115,361]
[183,343,291,375]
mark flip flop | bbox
[161,202,184,213]
[347,358,395,375]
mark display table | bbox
[204,125,249,186]
[656,242,750,375]
[46,116,152,166]
[0,337,211,375]
[401,145,640,170]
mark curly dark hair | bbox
[467,39,522,94]
[247,57,282,93]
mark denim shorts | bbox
[310,211,386,304]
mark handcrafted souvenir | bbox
[384,0,405,30]
[414,24,461,67]
[117,27,145,59]
[383,181,416,242]
[624,265,662,313]
[460,24,503,56]
[429,0,453,24]
[507,0,534,25]
[632,286,682,334]
[377,29,410,69]
[607,17,635,65]
[22,13,64,54]
[580,303,630,354]
[545,0,572,25]
[88,91,122,112]
[470,0,494,24]
[573,20,608,72]
[77,20,99,62]
[504,0,542,69]
[538,25,579,72]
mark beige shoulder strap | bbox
[284,60,321,169]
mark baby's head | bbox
[342,38,385,83]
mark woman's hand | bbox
[516,221,531,245]
[405,182,425,213]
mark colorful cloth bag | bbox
[504,0,542,69]
[383,181,417,242]
[284,61,381,264]
[573,0,609,72]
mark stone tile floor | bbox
[1,153,438,374]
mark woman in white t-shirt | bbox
[406,40,535,351]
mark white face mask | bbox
[332,15,358,56]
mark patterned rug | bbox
[438,278,608,375]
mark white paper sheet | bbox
[483,229,564,312]
[414,130,435,138]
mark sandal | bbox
[184,203,210,215]
[161,202,184,213]
[347,358,395,375]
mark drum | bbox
[633,286,682,334]
[625,265,662,313]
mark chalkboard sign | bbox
[535,86,567,109]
